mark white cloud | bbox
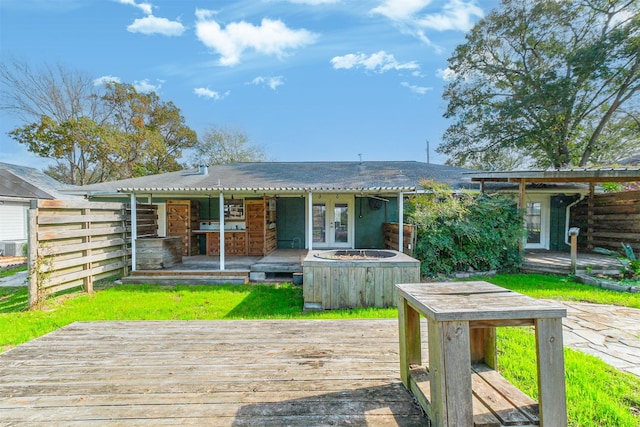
[194,87,230,100]
[401,81,431,94]
[371,0,485,47]
[417,0,483,31]
[330,51,419,73]
[249,76,284,90]
[117,0,153,15]
[127,15,186,36]
[371,0,431,21]
[93,75,121,86]
[287,0,340,4]
[195,9,318,66]
[436,67,456,81]
[134,78,162,93]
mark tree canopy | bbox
[190,127,266,166]
[439,0,640,169]
[1,61,197,184]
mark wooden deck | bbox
[522,250,619,275]
[0,320,426,426]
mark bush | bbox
[408,180,525,277]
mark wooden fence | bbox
[28,200,157,308]
[571,190,640,251]
[383,222,416,256]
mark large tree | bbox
[101,82,197,179]
[1,61,197,184]
[439,0,640,169]
[1,60,109,184]
[190,127,266,166]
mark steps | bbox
[122,270,249,285]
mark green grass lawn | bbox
[1,274,639,426]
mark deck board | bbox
[0,320,426,426]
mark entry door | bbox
[524,198,549,249]
[312,199,353,248]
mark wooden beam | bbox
[587,183,595,250]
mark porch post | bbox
[519,179,527,251]
[398,192,404,254]
[131,193,137,272]
[307,192,313,251]
[219,192,225,271]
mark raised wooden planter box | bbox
[136,237,182,270]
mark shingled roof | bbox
[0,162,75,200]
[70,161,475,195]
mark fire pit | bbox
[303,249,420,310]
[313,249,397,260]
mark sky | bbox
[0,0,500,170]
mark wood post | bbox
[82,207,93,294]
[570,229,579,274]
[28,200,38,309]
[519,179,527,251]
[587,183,595,250]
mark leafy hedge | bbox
[408,181,525,277]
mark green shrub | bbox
[408,180,525,277]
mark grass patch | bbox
[1,274,639,425]
[484,273,640,308]
[498,327,640,426]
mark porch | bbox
[522,250,620,275]
[122,249,307,285]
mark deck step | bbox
[251,262,303,273]
[408,364,539,426]
[130,270,249,277]
[122,272,249,285]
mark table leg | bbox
[428,319,473,427]
[398,296,421,388]
[470,327,497,368]
[535,318,567,427]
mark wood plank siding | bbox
[0,320,426,426]
[571,190,640,251]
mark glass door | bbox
[312,199,352,248]
[524,198,548,249]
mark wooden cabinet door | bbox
[167,200,190,256]
[166,200,200,256]
[206,233,220,256]
[246,200,265,256]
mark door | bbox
[524,197,549,249]
[312,199,353,248]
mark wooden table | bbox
[396,281,567,427]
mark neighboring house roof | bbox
[619,155,640,166]
[465,167,640,183]
[0,162,77,200]
[69,161,476,195]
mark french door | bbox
[312,198,353,248]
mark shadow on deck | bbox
[522,250,620,275]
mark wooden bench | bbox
[396,281,567,427]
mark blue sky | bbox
[0,0,499,170]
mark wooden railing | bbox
[27,200,157,308]
[571,190,640,251]
[383,222,416,256]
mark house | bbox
[0,162,76,257]
[66,161,475,270]
[466,168,640,251]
